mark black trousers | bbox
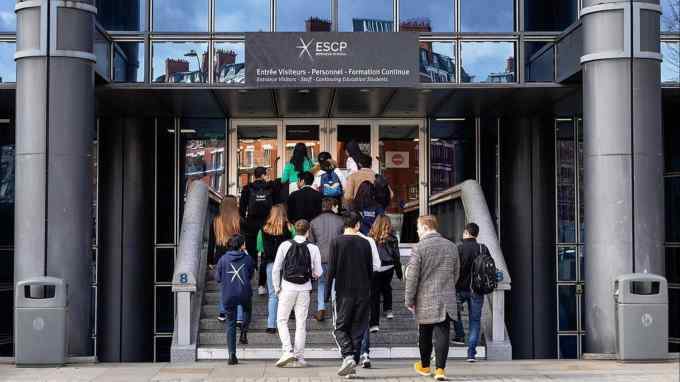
[418,316,451,370]
[370,269,394,327]
[333,293,371,362]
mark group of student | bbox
[210,141,496,381]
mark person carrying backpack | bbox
[344,154,393,212]
[271,219,323,368]
[316,153,346,205]
[453,222,496,363]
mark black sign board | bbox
[245,32,419,88]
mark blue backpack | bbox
[320,171,343,198]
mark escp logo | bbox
[296,38,349,61]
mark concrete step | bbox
[199,316,444,331]
[196,346,486,360]
[199,329,428,346]
[205,279,407,293]
[203,290,408,305]
[200,304,419,319]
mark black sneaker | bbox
[228,353,238,365]
[266,328,277,334]
[452,336,465,345]
[239,331,248,345]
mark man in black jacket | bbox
[287,171,322,223]
[326,212,380,377]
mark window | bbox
[460,0,514,32]
[661,0,680,32]
[0,42,14,84]
[152,42,209,83]
[666,177,680,243]
[461,42,515,83]
[97,0,146,31]
[153,0,209,32]
[662,41,680,84]
[399,0,454,32]
[236,125,278,192]
[340,0,393,32]
[215,0,271,31]
[113,42,145,83]
[420,42,456,83]
[181,119,226,197]
[556,121,576,243]
[0,2,16,32]
[214,42,246,85]
[525,42,555,82]
[277,0,332,32]
[156,118,176,245]
[524,0,577,32]
[429,119,475,195]
[94,32,110,80]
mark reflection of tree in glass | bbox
[663,0,680,32]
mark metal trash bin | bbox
[15,277,68,366]
[614,273,668,361]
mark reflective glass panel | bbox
[156,118,176,244]
[155,336,172,362]
[577,120,584,242]
[558,247,577,282]
[340,0,393,32]
[97,0,146,31]
[665,111,680,172]
[480,118,499,231]
[0,121,13,246]
[558,335,578,359]
[661,42,680,84]
[181,119,226,198]
[429,119,475,195]
[460,0,514,32]
[525,42,555,82]
[337,125,371,174]
[0,281,12,356]
[0,2,16,32]
[156,248,175,283]
[153,0,209,32]
[420,42,456,83]
[94,32,110,80]
[670,288,680,339]
[399,0,454,32]
[460,42,515,83]
[113,42,145,83]
[152,42,208,83]
[0,43,14,84]
[666,177,680,243]
[237,125,278,192]
[524,0,577,32]
[379,125,420,243]
[558,285,577,331]
[216,0,270,31]
[214,42,246,85]
[661,0,680,32]
[155,286,174,333]
[277,0,332,32]
[556,120,576,243]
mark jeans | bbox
[316,264,328,311]
[453,290,484,359]
[360,328,370,356]
[370,269,394,327]
[418,317,450,370]
[225,301,252,356]
[277,289,311,357]
[266,262,278,329]
[220,300,244,323]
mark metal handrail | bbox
[429,180,512,360]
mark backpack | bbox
[247,183,273,218]
[373,174,391,209]
[470,244,497,295]
[320,171,343,198]
[282,240,313,284]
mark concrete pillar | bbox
[581,0,665,354]
[14,0,96,356]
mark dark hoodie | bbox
[215,250,254,307]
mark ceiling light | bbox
[359,89,370,94]
[435,118,466,122]
[298,89,311,94]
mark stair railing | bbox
[429,180,513,360]
[171,181,210,362]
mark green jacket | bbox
[281,158,313,184]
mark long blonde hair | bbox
[369,215,393,245]
[263,204,291,236]
[214,195,240,246]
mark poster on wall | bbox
[385,151,409,168]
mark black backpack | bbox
[470,244,497,295]
[373,175,391,209]
[282,240,312,284]
[247,183,273,218]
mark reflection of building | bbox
[352,18,393,32]
[237,139,277,187]
[306,17,332,32]
[214,49,245,84]
[185,140,225,194]
[487,57,516,83]
[154,54,209,83]
[0,145,14,203]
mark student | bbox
[325,212,380,378]
[315,152,346,205]
[282,142,314,194]
[453,222,487,363]
[405,216,460,381]
[344,154,392,212]
[239,166,274,295]
[344,140,363,176]
[271,219,323,368]
[368,215,403,329]
[352,179,385,236]
[308,197,344,321]
[256,204,296,334]
[287,171,322,223]
[214,234,254,365]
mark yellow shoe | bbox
[414,362,431,376]
[434,368,447,381]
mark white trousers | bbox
[277,289,311,357]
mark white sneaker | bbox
[385,310,394,319]
[295,357,308,367]
[360,353,371,369]
[466,357,477,363]
[258,286,267,296]
[345,369,357,379]
[275,352,296,367]
[369,325,380,333]
[337,356,357,376]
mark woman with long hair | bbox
[257,204,295,333]
[282,142,314,193]
[344,140,364,175]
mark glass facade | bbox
[661,0,680,32]
[420,42,456,83]
[0,42,15,83]
[277,0,332,32]
[340,0,393,32]
[97,0,146,31]
[524,0,577,32]
[399,0,454,32]
[460,0,514,32]
[113,42,145,83]
[429,119,475,195]
[0,120,13,356]
[0,2,16,32]
[215,0,271,32]
[525,41,555,82]
[153,0,210,32]
[152,42,209,83]
[662,41,680,84]
[461,42,515,83]
[214,42,246,84]
[665,108,680,352]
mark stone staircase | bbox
[197,263,485,361]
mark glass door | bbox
[228,120,283,196]
[330,120,375,177]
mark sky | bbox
[215,0,270,31]
[460,41,514,83]
[0,1,14,32]
[460,0,514,32]
[154,0,210,32]
[277,0,331,31]
[152,42,209,80]
[399,0,453,32]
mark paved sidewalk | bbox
[0,359,677,382]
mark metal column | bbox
[581,0,665,354]
[14,0,96,356]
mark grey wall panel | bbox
[13,154,46,282]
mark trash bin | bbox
[614,273,668,361]
[15,277,68,366]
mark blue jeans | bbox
[266,262,278,329]
[453,290,484,358]
[220,301,244,322]
[225,301,251,356]
[360,328,370,356]
[317,264,328,311]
